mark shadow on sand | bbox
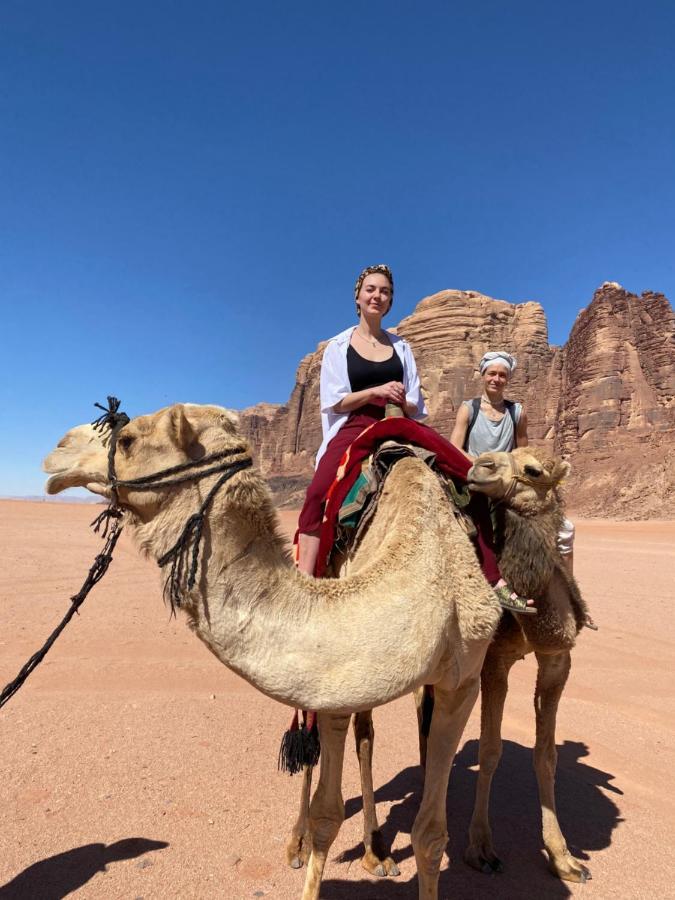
[0,837,169,900]
[322,738,622,899]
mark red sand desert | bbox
[1,499,673,899]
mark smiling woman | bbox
[450,350,575,573]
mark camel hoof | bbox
[465,845,503,875]
[548,853,591,883]
[289,856,303,869]
[361,852,399,877]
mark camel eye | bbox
[118,435,135,452]
[524,464,542,478]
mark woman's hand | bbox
[370,381,406,407]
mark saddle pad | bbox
[311,418,471,576]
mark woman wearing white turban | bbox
[450,351,575,572]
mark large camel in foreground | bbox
[288,446,592,886]
[43,403,501,900]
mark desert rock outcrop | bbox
[239,284,675,517]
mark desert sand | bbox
[0,499,673,899]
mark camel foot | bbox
[547,850,591,884]
[464,843,504,875]
[286,832,312,870]
[361,844,400,877]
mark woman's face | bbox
[482,363,510,396]
[356,273,392,318]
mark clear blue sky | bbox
[2,1,674,495]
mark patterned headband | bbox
[479,351,517,375]
[354,264,395,301]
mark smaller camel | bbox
[457,445,592,882]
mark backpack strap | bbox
[504,399,518,449]
[463,398,482,451]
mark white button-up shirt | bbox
[316,326,428,466]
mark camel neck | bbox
[134,464,491,712]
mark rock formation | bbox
[239,284,675,518]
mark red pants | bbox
[298,409,501,584]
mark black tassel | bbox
[277,711,321,775]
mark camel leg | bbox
[464,650,517,874]
[353,710,400,877]
[301,712,350,900]
[412,673,481,900]
[534,651,591,883]
[286,763,314,869]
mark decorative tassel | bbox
[278,710,321,775]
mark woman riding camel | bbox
[296,264,535,614]
[450,350,575,571]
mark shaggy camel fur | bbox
[43,403,501,900]
[291,446,593,886]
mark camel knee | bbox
[479,742,503,777]
[412,819,448,879]
[309,809,344,853]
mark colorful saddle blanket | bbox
[298,418,473,577]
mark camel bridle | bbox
[498,453,561,504]
[472,453,561,505]
[0,397,252,711]
[92,397,253,612]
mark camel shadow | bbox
[325,738,622,898]
[0,837,169,900]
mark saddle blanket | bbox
[295,418,472,577]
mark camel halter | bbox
[91,397,253,612]
[497,453,561,505]
[0,396,252,711]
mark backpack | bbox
[463,398,518,452]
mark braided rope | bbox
[1,397,253,711]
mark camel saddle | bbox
[295,418,476,577]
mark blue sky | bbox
[2,1,674,495]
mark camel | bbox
[42,402,501,900]
[289,446,593,885]
[460,445,592,883]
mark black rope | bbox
[1,395,254,710]
[0,513,123,711]
[157,458,252,611]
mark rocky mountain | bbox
[239,283,675,518]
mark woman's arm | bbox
[450,403,474,461]
[516,408,529,447]
[334,381,406,413]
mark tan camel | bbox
[460,445,592,883]
[291,446,593,886]
[43,402,501,900]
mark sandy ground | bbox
[0,500,673,900]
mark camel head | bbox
[42,403,245,513]
[467,446,571,515]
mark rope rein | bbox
[0,396,252,711]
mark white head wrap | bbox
[479,351,517,375]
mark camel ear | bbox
[218,408,239,433]
[552,460,571,483]
[166,405,198,450]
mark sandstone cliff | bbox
[239,284,675,518]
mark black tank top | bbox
[347,343,404,393]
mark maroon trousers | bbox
[298,408,501,584]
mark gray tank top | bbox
[464,400,522,456]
